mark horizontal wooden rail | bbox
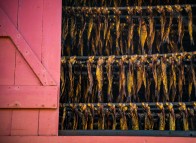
[0,86,58,109]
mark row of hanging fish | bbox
[60,52,196,103]
[62,5,194,56]
[60,102,196,131]
[63,0,188,7]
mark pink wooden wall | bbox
[0,0,196,143]
[0,0,61,136]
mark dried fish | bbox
[96,57,104,103]
[185,5,194,45]
[166,103,175,130]
[156,103,165,130]
[97,104,105,130]
[129,103,139,130]
[87,104,94,130]
[179,103,189,131]
[142,103,154,130]
[87,56,94,102]
[161,56,169,102]
[106,56,115,102]
[119,104,128,130]
[157,6,166,44]
[68,57,76,102]
[87,9,93,45]
[117,56,127,102]
[164,6,173,44]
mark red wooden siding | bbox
[0,0,61,136]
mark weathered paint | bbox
[0,0,61,136]
[0,136,196,143]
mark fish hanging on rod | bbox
[117,56,127,102]
[113,8,121,55]
[87,104,94,130]
[105,22,114,55]
[61,107,67,130]
[120,23,126,55]
[87,8,93,50]
[68,57,76,103]
[166,103,175,130]
[119,104,128,130]
[136,6,147,54]
[176,55,185,102]
[126,7,135,54]
[136,56,147,102]
[179,103,189,131]
[102,7,109,41]
[185,5,194,45]
[156,103,165,130]
[168,56,177,102]
[161,56,169,102]
[127,56,137,102]
[156,6,166,45]
[60,57,66,98]
[70,10,77,54]
[187,107,195,130]
[79,104,88,130]
[70,104,79,130]
[106,56,115,102]
[96,57,105,103]
[146,6,155,54]
[75,64,82,103]
[87,56,94,102]
[97,104,105,130]
[174,5,184,51]
[163,5,173,44]
[142,103,154,130]
[108,104,117,130]
[129,103,139,130]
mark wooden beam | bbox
[0,8,56,86]
[0,86,58,108]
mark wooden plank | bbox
[0,38,15,85]
[38,110,58,136]
[0,86,58,108]
[0,7,56,86]
[11,109,38,135]
[42,0,61,85]
[15,50,41,85]
[0,109,12,135]
[0,136,196,143]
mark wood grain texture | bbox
[0,136,196,143]
[11,110,39,135]
[0,7,56,86]
[39,110,58,136]
[0,109,12,135]
[0,86,58,108]
[0,38,15,85]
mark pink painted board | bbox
[0,86,58,109]
[0,109,12,135]
[42,0,62,85]
[15,50,41,85]
[0,38,15,85]
[38,110,58,136]
[0,7,56,86]
[11,109,39,135]
[0,0,18,27]
[0,136,196,143]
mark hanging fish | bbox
[119,104,128,130]
[60,57,66,98]
[176,55,185,102]
[185,5,194,45]
[75,64,82,103]
[95,8,102,55]
[87,56,94,102]
[61,107,66,130]
[87,104,94,130]
[117,56,127,102]
[161,56,169,102]
[156,6,166,44]
[106,56,115,102]
[168,56,177,102]
[102,7,109,41]
[105,22,113,55]
[97,104,105,130]
[156,103,165,130]
[129,103,139,130]
[179,103,189,131]
[96,57,105,103]
[68,57,76,103]
[108,104,117,130]
[87,8,93,45]
[166,103,176,130]
[164,5,173,44]
[113,8,121,55]
[142,103,154,130]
